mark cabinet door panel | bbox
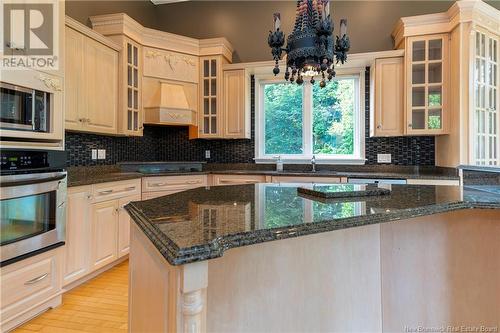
[63,187,91,286]
[223,69,250,139]
[118,194,141,257]
[372,57,404,136]
[91,201,118,271]
[84,38,118,134]
[64,27,84,131]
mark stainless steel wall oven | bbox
[0,150,66,264]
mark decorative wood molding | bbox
[37,74,62,91]
[90,13,234,61]
[392,0,500,48]
[65,16,121,51]
[145,50,197,70]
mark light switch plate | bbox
[91,149,98,160]
[97,149,106,160]
[377,153,391,164]
[205,150,211,159]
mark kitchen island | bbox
[125,183,500,333]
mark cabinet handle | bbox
[186,181,200,184]
[151,183,166,187]
[125,186,136,191]
[25,273,49,285]
[99,190,113,195]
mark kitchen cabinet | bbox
[143,47,199,84]
[405,34,449,135]
[210,174,268,186]
[196,56,227,138]
[0,248,63,332]
[370,57,404,137]
[64,18,119,135]
[63,186,92,286]
[271,176,344,184]
[91,200,119,271]
[118,194,141,257]
[223,69,251,139]
[121,38,143,135]
[142,175,207,199]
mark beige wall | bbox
[66,1,500,63]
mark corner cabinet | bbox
[197,56,226,138]
[405,34,449,135]
[370,56,404,137]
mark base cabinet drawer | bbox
[271,176,343,184]
[211,174,268,186]
[142,190,180,200]
[142,175,207,193]
[1,248,62,329]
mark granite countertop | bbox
[124,183,500,266]
[67,164,459,187]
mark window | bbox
[472,31,499,166]
[256,69,365,164]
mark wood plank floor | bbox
[14,261,129,333]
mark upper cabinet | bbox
[370,56,404,137]
[89,13,237,139]
[392,0,500,167]
[223,69,251,139]
[65,18,119,135]
[405,34,449,135]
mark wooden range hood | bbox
[144,81,196,126]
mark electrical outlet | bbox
[91,149,98,160]
[205,150,211,159]
[97,149,106,160]
[377,153,391,164]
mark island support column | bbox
[181,262,208,333]
[129,223,209,333]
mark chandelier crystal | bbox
[267,0,350,87]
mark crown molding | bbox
[65,16,121,51]
[392,0,500,48]
[89,13,233,61]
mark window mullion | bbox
[303,83,313,157]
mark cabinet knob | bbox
[377,124,382,129]
[408,124,412,128]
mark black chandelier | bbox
[268,0,350,87]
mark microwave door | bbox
[0,83,34,131]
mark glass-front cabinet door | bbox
[406,34,449,135]
[472,30,499,166]
[198,56,224,138]
[121,38,143,136]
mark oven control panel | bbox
[1,150,66,173]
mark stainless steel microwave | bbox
[0,82,51,133]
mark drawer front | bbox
[211,174,267,186]
[1,249,61,313]
[142,190,180,200]
[271,176,342,184]
[92,179,141,203]
[142,175,207,193]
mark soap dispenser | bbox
[276,155,283,172]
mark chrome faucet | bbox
[311,155,316,173]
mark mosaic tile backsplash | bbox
[65,70,435,166]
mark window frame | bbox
[254,68,366,164]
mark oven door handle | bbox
[0,173,66,187]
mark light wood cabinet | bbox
[405,34,449,135]
[223,69,251,139]
[210,174,268,186]
[0,248,63,332]
[118,194,141,257]
[196,56,227,138]
[271,176,343,184]
[143,47,199,84]
[370,57,404,137]
[91,200,119,271]
[64,19,119,135]
[63,186,92,286]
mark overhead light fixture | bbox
[268,0,350,87]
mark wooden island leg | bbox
[181,262,208,333]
